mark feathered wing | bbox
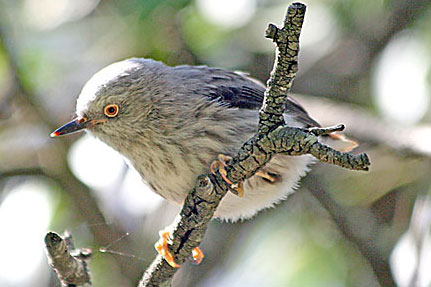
[173,65,320,127]
[172,65,357,152]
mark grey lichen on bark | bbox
[45,230,92,287]
[227,125,369,186]
[141,2,369,287]
[259,2,306,132]
[140,175,221,287]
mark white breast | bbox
[214,154,314,222]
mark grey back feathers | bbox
[76,58,318,130]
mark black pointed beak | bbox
[50,117,89,137]
[50,117,107,137]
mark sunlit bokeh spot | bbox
[373,31,430,125]
[0,181,54,287]
[23,0,100,30]
[390,196,431,287]
[390,232,418,286]
[196,0,257,29]
[410,127,431,155]
[300,4,337,50]
[298,3,338,71]
[418,232,431,287]
[119,168,163,217]
[69,134,125,190]
[68,135,163,216]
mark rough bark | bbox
[45,231,92,287]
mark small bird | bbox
[51,58,356,267]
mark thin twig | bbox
[45,231,93,287]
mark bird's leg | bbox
[154,227,204,268]
[210,154,244,197]
[255,170,279,183]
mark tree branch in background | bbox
[297,95,431,157]
[304,175,396,287]
[45,231,92,287]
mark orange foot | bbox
[210,154,244,197]
[190,245,204,265]
[154,229,204,268]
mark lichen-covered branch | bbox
[45,231,92,287]
[227,125,369,185]
[140,2,369,286]
[140,175,223,286]
[259,2,306,132]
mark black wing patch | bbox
[173,65,320,127]
[204,78,320,128]
[205,84,265,110]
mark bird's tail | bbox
[323,133,359,152]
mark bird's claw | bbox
[190,245,204,265]
[155,230,180,268]
[154,228,204,268]
[210,154,244,197]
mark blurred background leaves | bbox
[0,0,430,286]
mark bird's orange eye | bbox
[104,104,119,118]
